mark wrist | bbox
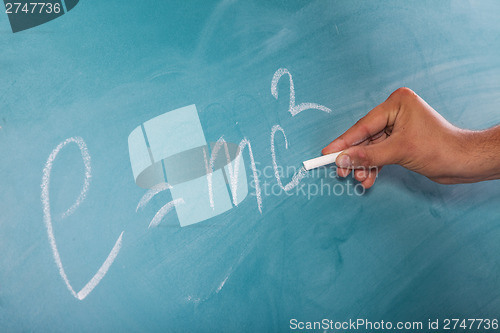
[458,127,500,182]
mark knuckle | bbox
[355,169,367,179]
[353,148,371,168]
[390,87,418,104]
[395,87,416,97]
[355,123,372,142]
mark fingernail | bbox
[323,142,340,155]
[337,154,351,168]
[322,146,333,154]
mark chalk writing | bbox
[41,137,124,300]
[271,68,332,116]
[136,182,185,228]
[271,124,308,191]
[204,136,261,211]
[42,68,336,298]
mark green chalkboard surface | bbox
[1,1,500,332]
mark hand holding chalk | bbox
[303,151,343,170]
[321,87,489,188]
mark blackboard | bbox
[1,1,500,331]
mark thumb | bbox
[336,140,400,168]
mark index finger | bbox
[322,97,399,154]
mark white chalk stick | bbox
[303,151,344,171]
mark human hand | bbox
[323,88,485,188]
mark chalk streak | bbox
[148,198,185,228]
[135,182,183,228]
[223,139,239,205]
[60,138,91,219]
[205,136,242,207]
[136,182,172,212]
[215,231,258,294]
[41,137,124,300]
[203,145,216,209]
[77,232,123,300]
[204,137,262,213]
[238,138,262,213]
[189,231,259,303]
[271,68,295,110]
[271,67,332,116]
[284,167,307,192]
[216,274,230,293]
[271,125,307,191]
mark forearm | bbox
[461,125,500,182]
